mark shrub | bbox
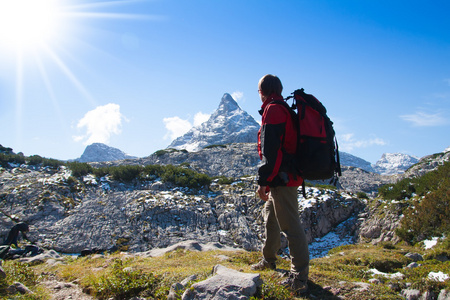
[90,259,160,299]
[109,165,143,182]
[27,155,44,166]
[160,165,211,189]
[0,144,14,154]
[0,153,25,167]
[357,191,369,199]
[141,165,164,179]
[214,176,234,185]
[93,167,111,179]
[68,162,93,178]
[390,161,450,244]
[204,144,227,149]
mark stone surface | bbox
[181,264,262,300]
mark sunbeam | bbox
[34,53,67,134]
[42,44,97,107]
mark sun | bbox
[0,0,62,51]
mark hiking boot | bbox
[250,259,276,271]
[280,273,308,296]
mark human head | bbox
[258,74,283,101]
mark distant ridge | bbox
[167,93,260,152]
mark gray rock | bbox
[7,282,34,295]
[181,264,262,300]
[0,266,6,279]
[438,289,450,300]
[405,253,424,262]
[405,262,420,269]
[401,289,421,300]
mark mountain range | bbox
[77,93,421,175]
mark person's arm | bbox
[257,104,287,187]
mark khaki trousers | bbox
[262,186,309,281]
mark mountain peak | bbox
[373,152,419,175]
[167,93,260,152]
[78,143,136,162]
[217,93,240,114]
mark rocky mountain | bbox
[339,152,375,173]
[167,93,260,152]
[77,143,136,163]
[373,153,419,175]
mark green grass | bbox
[2,241,448,299]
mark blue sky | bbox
[0,0,449,164]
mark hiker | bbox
[3,222,29,248]
[252,74,310,295]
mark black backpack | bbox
[275,89,341,195]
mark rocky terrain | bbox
[0,164,364,254]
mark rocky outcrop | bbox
[401,150,450,179]
[181,264,262,300]
[0,166,364,254]
[357,201,404,244]
[334,166,394,194]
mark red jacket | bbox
[257,94,303,187]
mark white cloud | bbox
[193,112,210,126]
[73,103,126,145]
[231,91,244,102]
[400,111,448,127]
[163,116,192,140]
[338,133,386,152]
[163,111,211,140]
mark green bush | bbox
[27,155,44,166]
[390,161,450,244]
[160,165,211,189]
[214,176,235,184]
[356,192,369,199]
[379,161,450,200]
[68,162,93,178]
[0,144,14,154]
[204,144,227,149]
[141,165,164,179]
[0,153,26,167]
[109,165,143,182]
[42,158,64,169]
[90,259,160,300]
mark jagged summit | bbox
[167,93,260,152]
[373,153,419,175]
[217,93,240,114]
[77,143,136,163]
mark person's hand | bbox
[257,185,269,201]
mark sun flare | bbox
[0,0,62,51]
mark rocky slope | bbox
[0,164,363,254]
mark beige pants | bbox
[262,186,309,281]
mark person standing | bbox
[252,74,309,295]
